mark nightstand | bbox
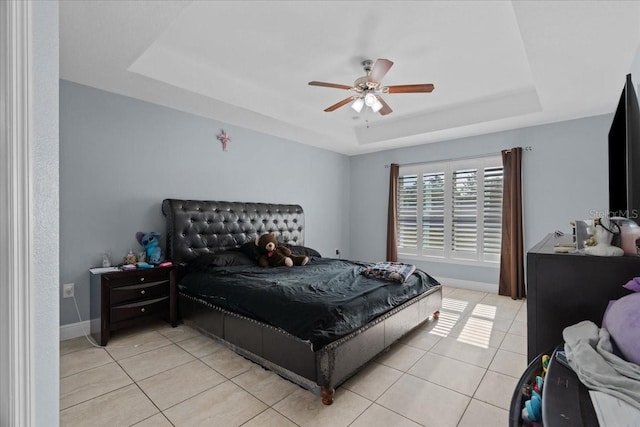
[89,266,177,346]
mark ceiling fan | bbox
[308,58,434,116]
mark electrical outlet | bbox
[63,283,74,298]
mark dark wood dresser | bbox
[90,266,177,346]
[526,234,635,362]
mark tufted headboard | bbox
[161,199,305,265]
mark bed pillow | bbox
[282,244,322,257]
[240,241,321,259]
[186,251,255,272]
[212,251,256,266]
[239,241,261,261]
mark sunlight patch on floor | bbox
[429,311,459,337]
[441,297,469,313]
[456,316,493,348]
[471,303,497,320]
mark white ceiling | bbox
[60,1,640,156]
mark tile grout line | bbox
[139,351,233,413]
[59,382,133,414]
[151,348,275,414]
[126,325,204,426]
[239,407,296,427]
[455,398,474,427]
[60,340,126,411]
[371,373,438,427]
[105,339,175,362]
[109,348,167,423]
[337,388,376,427]
[369,311,468,426]
[60,289,522,425]
[117,351,196,383]
[128,410,176,427]
[371,291,504,426]
[229,372,298,409]
[458,292,521,425]
[267,404,296,426]
[109,340,227,424]
[158,380,231,414]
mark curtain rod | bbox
[383,146,532,168]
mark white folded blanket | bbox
[563,320,640,410]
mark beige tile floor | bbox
[60,286,527,426]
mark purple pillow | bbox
[601,300,617,330]
[623,277,640,293]
[603,293,640,365]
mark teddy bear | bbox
[255,232,308,268]
[136,231,163,265]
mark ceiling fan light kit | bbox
[309,58,434,116]
[364,92,376,106]
[351,97,365,113]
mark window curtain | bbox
[386,163,399,262]
[499,148,525,299]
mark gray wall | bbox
[60,78,615,324]
[59,80,351,326]
[34,0,60,423]
[349,114,612,285]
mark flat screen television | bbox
[609,74,640,223]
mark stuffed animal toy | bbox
[255,232,308,268]
[136,231,164,265]
[584,218,623,256]
[521,365,546,426]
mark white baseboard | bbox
[59,320,90,341]
[434,276,498,294]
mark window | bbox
[397,157,503,264]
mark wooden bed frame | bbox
[162,199,442,404]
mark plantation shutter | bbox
[451,168,478,257]
[397,156,503,263]
[483,165,503,259]
[422,172,445,253]
[397,174,418,254]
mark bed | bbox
[162,199,442,404]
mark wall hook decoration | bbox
[217,129,231,152]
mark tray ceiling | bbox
[60,1,640,155]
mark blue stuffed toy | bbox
[136,231,163,265]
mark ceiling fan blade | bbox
[386,84,435,93]
[309,81,353,90]
[368,58,394,83]
[376,96,393,116]
[324,96,355,112]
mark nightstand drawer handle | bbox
[141,308,146,313]
[140,290,146,295]
[140,277,145,282]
